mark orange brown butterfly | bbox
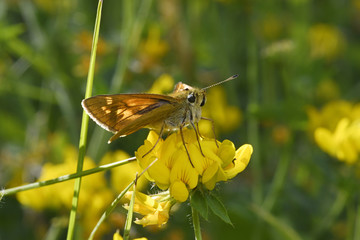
[82,74,238,167]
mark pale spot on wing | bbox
[106,97,113,105]
[101,106,111,114]
[116,109,123,115]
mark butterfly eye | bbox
[200,96,206,107]
[187,93,196,103]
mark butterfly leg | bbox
[142,123,165,158]
[190,121,205,157]
[180,125,195,168]
[196,122,204,139]
[200,117,219,147]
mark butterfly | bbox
[82,74,238,166]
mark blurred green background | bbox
[1,0,360,239]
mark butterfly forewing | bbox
[82,94,179,138]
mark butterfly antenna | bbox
[202,74,239,90]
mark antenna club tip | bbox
[232,74,239,79]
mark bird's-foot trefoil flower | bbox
[135,129,253,203]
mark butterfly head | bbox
[173,82,206,108]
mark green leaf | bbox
[190,189,208,220]
[206,193,233,226]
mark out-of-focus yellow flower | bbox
[113,231,148,240]
[135,129,252,202]
[17,146,114,237]
[199,86,242,136]
[315,118,360,164]
[124,191,175,227]
[309,101,360,164]
[136,25,169,72]
[100,150,148,194]
[307,100,360,134]
[308,24,345,60]
[147,74,175,94]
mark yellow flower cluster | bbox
[16,147,145,237]
[124,191,174,227]
[315,118,360,164]
[17,147,114,236]
[308,101,360,164]
[135,129,253,202]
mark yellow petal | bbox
[113,231,123,240]
[225,144,253,179]
[147,159,170,189]
[314,128,336,156]
[218,140,236,167]
[170,150,199,189]
[170,180,189,202]
[202,161,219,183]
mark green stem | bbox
[2,157,136,196]
[247,34,262,205]
[311,189,348,238]
[88,179,135,240]
[123,182,137,240]
[263,141,292,211]
[192,205,202,240]
[251,204,302,240]
[66,1,103,239]
[354,199,360,240]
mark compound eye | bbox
[187,93,196,103]
[200,96,206,107]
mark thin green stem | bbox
[354,199,360,240]
[67,1,103,239]
[88,0,153,161]
[311,189,348,238]
[88,157,158,239]
[2,157,136,196]
[123,180,137,240]
[251,204,302,240]
[247,35,262,205]
[192,205,202,240]
[263,141,292,211]
[88,179,135,240]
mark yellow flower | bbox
[315,118,360,164]
[135,129,252,202]
[16,146,114,237]
[309,101,360,164]
[307,100,360,135]
[147,74,175,94]
[113,231,148,240]
[124,191,174,227]
[308,24,345,60]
